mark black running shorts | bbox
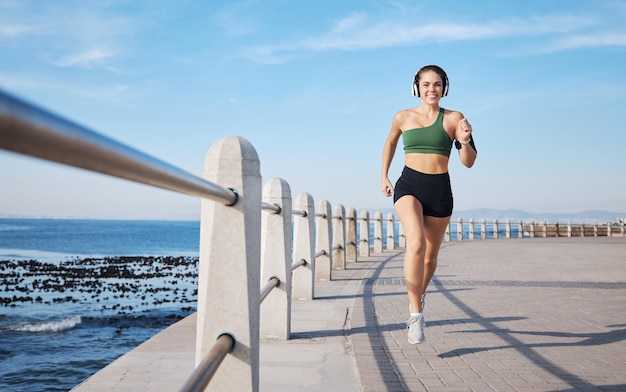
[393,166,453,217]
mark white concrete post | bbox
[386,213,396,250]
[493,220,499,239]
[543,220,548,238]
[469,218,475,240]
[260,178,292,341]
[197,136,261,392]
[505,220,511,239]
[607,222,612,237]
[332,204,346,270]
[530,221,535,238]
[359,210,370,257]
[292,192,315,300]
[398,221,406,248]
[346,208,358,262]
[315,200,332,281]
[580,222,585,237]
[457,218,463,241]
[373,211,383,253]
[445,222,451,242]
[518,220,523,238]
[481,219,487,240]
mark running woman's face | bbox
[418,71,444,102]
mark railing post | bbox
[445,222,451,242]
[581,222,585,237]
[346,208,358,262]
[197,136,261,391]
[518,220,523,238]
[260,178,292,341]
[543,220,548,238]
[469,218,475,240]
[457,218,463,241]
[398,221,406,248]
[481,219,487,240]
[530,220,535,238]
[494,219,499,240]
[292,192,315,301]
[359,210,371,257]
[505,220,511,238]
[332,204,346,270]
[386,213,396,250]
[607,222,612,237]
[315,200,332,280]
[567,222,572,237]
[373,211,383,253]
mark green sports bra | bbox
[402,108,453,157]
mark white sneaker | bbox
[406,314,426,344]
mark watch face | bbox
[455,140,462,150]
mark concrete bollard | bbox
[373,211,383,253]
[359,210,370,257]
[292,192,315,300]
[386,213,395,250]
[315,200,332,281]
[197,136,261,392]
[346,208,358,262]
[260,178,292,341]
[332,204,346,270]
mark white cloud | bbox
[55,48,115,69]
[0,24,28,37]
[239,13,604,64]
[548,32,626,51]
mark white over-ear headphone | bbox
[412,65,449,97]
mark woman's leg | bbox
[421,215,451,295]
[394,195,426,313]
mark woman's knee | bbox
[406,237,427,256]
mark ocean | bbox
[0,218,200,392]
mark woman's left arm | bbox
[452,112,477,168]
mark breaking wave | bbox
[11,315,82,333]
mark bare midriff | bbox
[405,153,449,174]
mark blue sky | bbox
[1,0,625,220]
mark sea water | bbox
[0,218,200,392]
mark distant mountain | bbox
[367,208,626,224]
[453,209,625,224]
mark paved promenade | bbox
[73,237,626,391]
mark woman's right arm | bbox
[381,114,403,197]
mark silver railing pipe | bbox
[260,276,280,303]
[290,258,307,271]
[262,202,281,214]
[179,333,236,392]
[292,209,307,217]
[0,89,237,206]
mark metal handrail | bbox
[179,333,236,392]
[292,209,307,217]
[262,202,281,214]
[314,250,327,258]
[290,258,307,271]
[260,276,280,303]
[0,89,238,206]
